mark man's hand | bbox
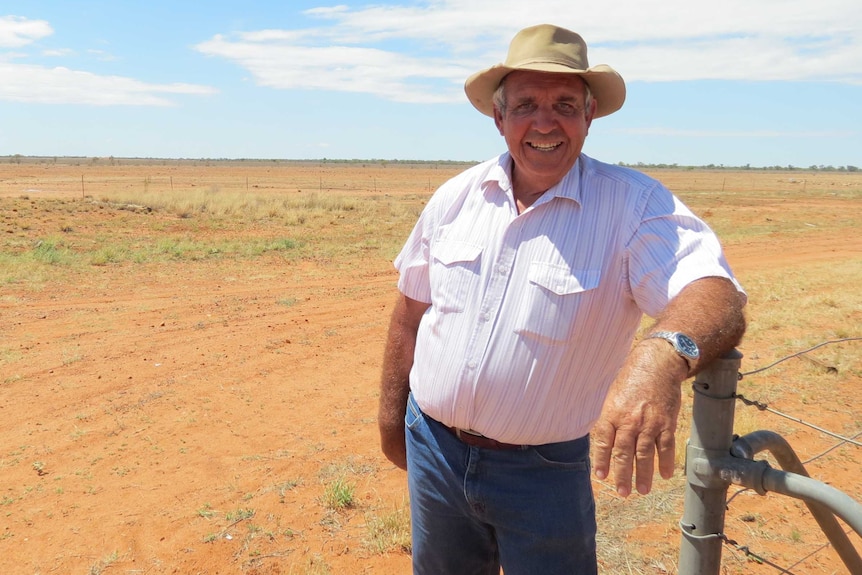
[379,417,408,470]
[593,277,746,496]
[378,294,429,472]
[592,339,686,497]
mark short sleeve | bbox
[394,206,434,304]
[626,187,745,317]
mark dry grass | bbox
[363,502,412,554]
[0,192,420,287]
[595,263,862,573]
[1,162,860,574]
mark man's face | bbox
[494,71,596,195]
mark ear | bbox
[493,106,505,136]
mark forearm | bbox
[378,294,428,469]
[594,276,746,495]
[378,327,415,436]
[647,276,746,377]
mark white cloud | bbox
[305,5,350,17]
[195,34,472,104]
[0,15,217,106]
[0,63,217,106]
[194,0,862,105]
[87,48,119,62]
[0,15,52,48]
[42,47,74,57]
[601,35,862,83]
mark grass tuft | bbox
[364,503,412,554]
[322,477,355,511]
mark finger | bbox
[591,420,615,480]
[634,433,656,495]
[610,432,637,498]
[656,429,676,479]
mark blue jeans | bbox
[405,393,597,575]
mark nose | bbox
[531,105,558,132]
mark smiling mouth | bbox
[528,142,562,151]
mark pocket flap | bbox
[432,240,483,266]
[528,263,600,296]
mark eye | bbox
[511,102,537,116]
[554,102,578,115]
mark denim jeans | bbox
[405,393,597,575]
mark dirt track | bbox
[1,163,861,574]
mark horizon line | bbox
[2,154,859,172]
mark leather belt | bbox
[446,426,527,450]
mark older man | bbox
[378,24,746,574]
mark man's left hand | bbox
[592,339,687,497]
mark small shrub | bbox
[322,477,355,510]
[364,504,411,554]
[32,238,69,265]
[225,508,255,522]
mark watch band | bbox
[646,331,700,367]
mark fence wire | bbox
[721,534,800,575]
[734,393,862,448]
[712,337,862,573]
[739,337,862,378]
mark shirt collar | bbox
[482,152,583,207]
[483,154,512,194]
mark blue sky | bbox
[1,1,860,167]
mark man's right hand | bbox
[378,294,429,472]
[379,421,408,470]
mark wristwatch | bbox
[646,331,700,368]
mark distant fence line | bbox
[16,173,455,198]
[7,166,860,199]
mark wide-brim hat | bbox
[464,24,626,119]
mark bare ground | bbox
[1,162,860,574]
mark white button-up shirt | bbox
[395,153,743,445]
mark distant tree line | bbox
[619,161,859,172]
[1,154,476,169]
[2,154,858,172]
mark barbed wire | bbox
[717,518,859,574]
[713,337,862,572]
[680,522,799,574]
[721,409,861,571]
[727,428,862,509]
[722,424,862,570]
[738,336,862,378]
[779,530,855,575]
[720,533,798,574]
[734,393,862,448]
[734,336,862,447]
[802,430,862,465]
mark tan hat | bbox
[464,24,626,118]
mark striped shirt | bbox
[395,153,743,445]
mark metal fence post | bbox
[678,349,743,574]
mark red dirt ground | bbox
[1,162,860,574]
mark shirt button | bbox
[497,265,508,275]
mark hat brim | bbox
[464,62,626,119]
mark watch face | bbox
[676,334,700,358]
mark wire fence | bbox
[715,336,862,573]
[1,162,472,199]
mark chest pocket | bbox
[515,262,601,343]
[429,240,483,313]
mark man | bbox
[378,24,746,574]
